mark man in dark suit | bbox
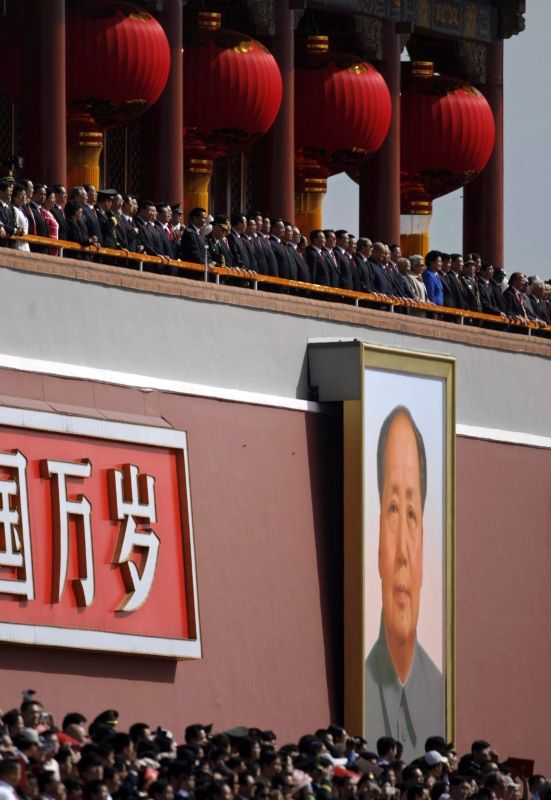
[333,230,355,291]
[490,268,508,313]
[118,194,141,254]
[354,238,376,293]
[178,206,208,265]
[526,281,551,324]
[269,218,294,281]
[277,221,297,282]
[439,254,454,307]
[306,229,337,288]
[51,184,68,241]
[345,234,362,292]
[243,217,264,273]
[369,242,395,296]
[252,211,278,277]
[504,272,547,333]
[81,183,103,245]
[30,184,49,237]
[135,200,169,271]
[111,193,140,270]
[286,224,311,284]
[155,202,177,260]
[226,212,253,271]
[322,229,341,285]
[503,272,535,321]
[478,262,507,318]
[448,254,469,311]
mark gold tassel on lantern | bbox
[184,154,213,216]
[67,129,104,189]
[400,199,432,258]
[295,159,328,234]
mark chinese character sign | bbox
[0,408,201,658]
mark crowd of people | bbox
[0,176,549,330]
[0,696,548,800]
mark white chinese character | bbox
[40,459,94,607]
[0,450,34,599]
[108,464,159,612]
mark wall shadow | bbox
[0,641,178,684]
[305,407,344,726]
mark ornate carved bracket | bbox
[243,0,275,37]
[354,15,383,61]
[458,40,487,84]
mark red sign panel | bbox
[0,407,201,657]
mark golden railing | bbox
[7,234,550,336]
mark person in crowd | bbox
[64,200,100,259]
[227,212,253,271]
[369,243,395,296]
[81,184,103,246]
[504,272,535,322]
[333,230,355,291]
[306,230,334,287]
[0,177,22,245]
[446,255,469,312]
[526,280,551,323]
[51,185,68,241]
[39,186,60,256]
[243,216,264,274]
[95,190,119,251]
[10,183,30,252]
[269,219,293,280]
[460,258,482,312]
[284,221,310,284]
[389,244,401,272]
[155,203,177,260]
[354,238,376,294]
[422,251,444,305]
[118,195,141,255]
[477,262,507,321]
[297,235,308,259]
[206,215,234,268]
[135,201,170,269]
[438,253,454,308]
[169,205,184,240]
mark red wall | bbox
[0,371,342,742]
[456,436,551,772]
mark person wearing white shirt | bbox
[0,760,21,800]
[11,183,30,251]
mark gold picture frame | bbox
[343,342,455,756]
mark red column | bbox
[140,0,184,204]
[463,43,504,266]
[358,20,400,243]
[250,3,294,220]
[21,0,66,184]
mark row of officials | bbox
[180,208,415,296]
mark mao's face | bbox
[379,414,423,651]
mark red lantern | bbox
[295,37,391,174]
[66,0,170,129]
[401,61,495,214]
[293,35,391,232]
[184,13,283,158]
